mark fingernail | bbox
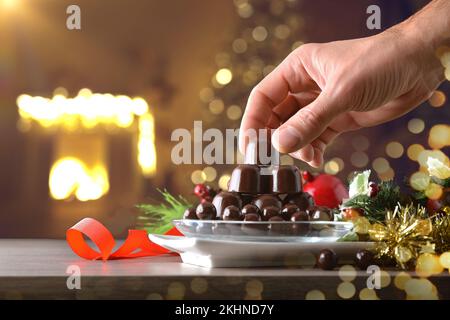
[273,126,301,152]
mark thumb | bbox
[272,92,340,153]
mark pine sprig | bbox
[342,181,401,222]
[136,189,192,234]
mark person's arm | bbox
[239,0,449,168]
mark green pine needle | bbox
[342,181,401,222]
[136,189,192,234]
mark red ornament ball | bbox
[303,174,348,208]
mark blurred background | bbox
[0,0,448,238]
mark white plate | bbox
[149,234,374,268]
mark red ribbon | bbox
[66,217,182,260]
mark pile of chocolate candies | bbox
[183,163,334,224]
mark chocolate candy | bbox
[317,249,338,270]
[355,249,375,270]
[281,204,301,221]
[183,207,197,220]
[285,192,314,211]
[290,211,309,222]
[307,206,334,222]
[261,206,280,221]
[253,194,282,211]
[244,213,261,221]
[228,164,260,193]
[271,165,302,193]
[242,204,260,216]
[223,205,242,221]
[196,202,216,220]
[212,191,242,218]
[291,211,310,235]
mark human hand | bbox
[239,23,445,168]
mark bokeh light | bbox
[232,38,248,53]
[252,26,268,41]
[215,68,233,85]
[386,141,404,159]
[407,144,424,161]
[305,290,325,300]
[407,118,425,134]
[428,90,446,107]
[428,124,450,149]
[350,151,369,168]
[202,166,217,182]
[191,170,206,184]
[218,174,230,190]
[351,135,370,151]
[226,105,243,120]
[209,99,225,114]
[372,157,390,174]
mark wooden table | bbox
[0,240,448,300]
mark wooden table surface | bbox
[0,239,448,300]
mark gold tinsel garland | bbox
[367,204,450,269]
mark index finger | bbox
[238,50,311,153]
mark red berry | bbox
[194,184,209,199]
[369,182,379,198]
[302,171,314,183]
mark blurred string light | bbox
[138,113,157,177]
[17,89,150,129]
[49,157,109,202]
[17,89,157,200]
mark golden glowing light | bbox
[16,91,150,129]
[372,157,390,174]
[428,124,450,149]
[232,38,248,53]
[439,252,450,269]
[378,168,395,181]
[394,272,411,290]
[191,170,206,184]
[49,157,109,201]
[407,144,424,161]
[324,160,340,175]
[337,282,356,299]
[226,105,243,120]
[410,171,431,191]
[209,99,225,114]
[138,113,157,177]
[359,288,378,300]
[428,90,446,107]
[215,68,233,85]
[218,174,230,190]
[199,87,214,103]
[407,118,425,134]
[416,253,444,278]
[202,166,217,182]
[386,141,404,159]
[338,265,356,282]
[1,0,18,10]
[274,24,290,39]
[305,290,325,300]
[424,183,444,200]
[252,26,268,42]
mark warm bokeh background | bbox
[0,0,448,238]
